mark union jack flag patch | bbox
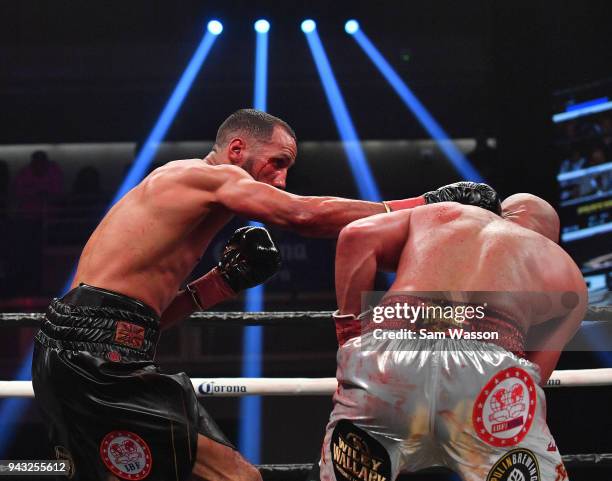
[114,321,145,349]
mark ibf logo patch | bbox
[100,431,152,480]
[487,448,540,481]
[473,367,537,447]
[330,420,391,481]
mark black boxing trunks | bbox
[32,284,234,481]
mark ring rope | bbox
[2,368,611,398]
[256,453,612,478]
[0,304,611,328]
[0,311,333,328]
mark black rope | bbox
[0,313,44,328]
[2,305,612,328]
[0,311,336,328]
[257,454,612,480]
[586,304,612,321]
[562,452,612,465]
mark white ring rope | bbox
[1,368,611,398]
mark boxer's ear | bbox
[227,137,246,165]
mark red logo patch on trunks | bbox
[473,367,537,447]
[100,431,152,480]
[114,321,145,349]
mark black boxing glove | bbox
[217,226,281,292]
[423,181,502,215]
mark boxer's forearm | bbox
[525,350,561,385]
[159,269,236,330]
[294,197,384,237]
[218,175,432,238]
[159,290,196,330]
[524,302,585,384]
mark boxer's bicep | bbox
[216,175,307,227]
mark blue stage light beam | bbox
[0,23,223,458]
[113,27,221,204]
[253,20,270,113]
[303,24,381,201]
[238,20,270,464]
[239,283,264,463]
[303,24,394,285]
[349,27,484,183]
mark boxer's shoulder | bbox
[173,161,250,184]
[143,160,246,193]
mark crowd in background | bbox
[557,114,612,203]
[0,151,108,298]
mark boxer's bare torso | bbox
[389,203,583,334]
[73,152,385,315]
[335,201,587,380]
[72,159,234,314]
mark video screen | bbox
[553,80,612,294]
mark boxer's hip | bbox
[36,283,160,360]
[324,339,552,479]
[31,284,233,480]
[328,335,545,476]
[359,294,526,357]
[335,334,540,414]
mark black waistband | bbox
[38,284,160,359]
[62,284,159,319]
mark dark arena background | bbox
[1,1,611,480]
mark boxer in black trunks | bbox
[33,226,280,481]
[32,108,503,481]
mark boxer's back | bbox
[391,203,578,332]
[72,159,233,313]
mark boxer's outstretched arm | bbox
[335,211,412,316]
[216,173,383,238]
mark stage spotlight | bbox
[207,20,223,35]
[302,26,380,202]
[254,19,270,33]
[351,28,484,182]
[112,28,221,205]
[301,19,316,33]
[344,19,359,35]
[238,15,271,462]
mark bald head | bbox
[501,193,560,242]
